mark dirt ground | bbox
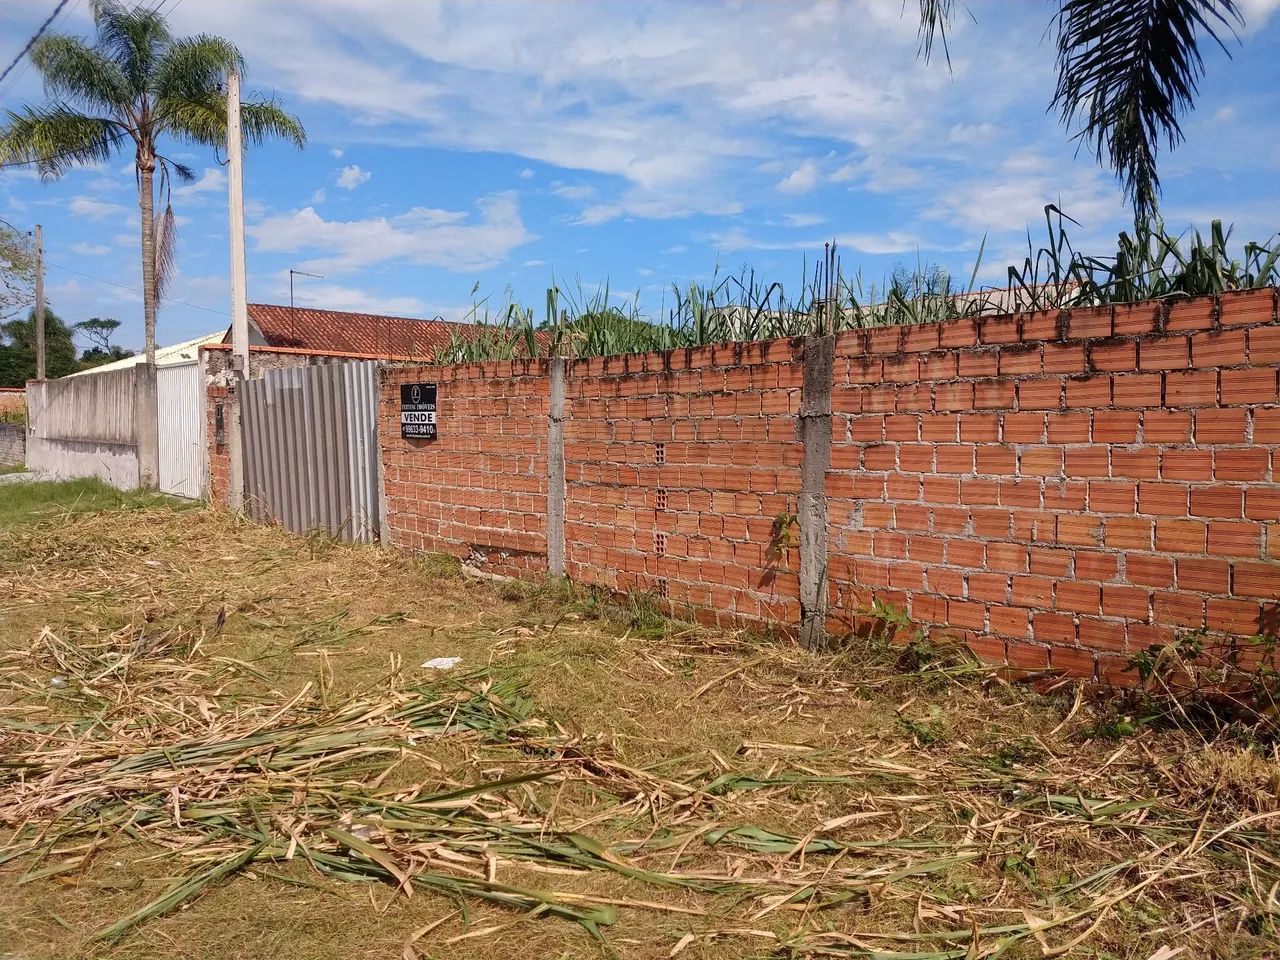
[1,489,1278,959]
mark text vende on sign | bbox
[399,382,438,440]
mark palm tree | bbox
[0,0,305,365]
[916,0,1243,220]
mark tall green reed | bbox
[435,210,1279,362]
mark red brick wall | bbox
[207,386,230,507]
[381,362,551,576]
[377,289,1280,679]
[827,288,1280,681]
[563,339,805,627]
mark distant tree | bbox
[0,307,78,386]
[78,344,134,370]
[0,0,305,366]
[76,316,121,352]
[0,221,35,320]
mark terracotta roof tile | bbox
[243,303,485,359]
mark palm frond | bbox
[155,91,305,151]
[1052,0,1243,219]
[239,99,306,149]
[28,34,130,111]
[0,107,123,179]
[153,201,177,306]
[916,0,958,66]
[169,158,196,182]
[91,0,171,100]
[152,35,241,103]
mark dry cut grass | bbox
[1,498,1278,960]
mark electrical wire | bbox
[47,260,230,317]
[0,0,74,93]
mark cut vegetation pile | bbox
[2,492,1279,959]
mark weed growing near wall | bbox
[438,209,1280,361]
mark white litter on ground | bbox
[421,657,461,671]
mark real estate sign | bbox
[399,382,438,440]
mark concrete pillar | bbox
[547,357,567,576]
[798,335,834,649]
[133,362,160,491]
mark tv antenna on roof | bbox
[289,269,325,310]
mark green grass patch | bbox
[0,477,182,528]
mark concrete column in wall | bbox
[547,357,567,576]
[798,335,834,649]
[133,362,160,491]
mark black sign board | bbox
[400,382,438,440]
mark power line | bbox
[0,0,73,91]
[0,0,81,102]
[47,260,230,317]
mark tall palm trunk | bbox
[138,153,157,366]
[135,149,160,490]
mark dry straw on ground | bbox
[1,502,1278,959]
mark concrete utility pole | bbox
[226,69,248,510]
[34,223,45,380]
[227,70,249,374]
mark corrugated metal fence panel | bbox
[240,360,380,542]
[156,362,205,498]
[343,361,380,543]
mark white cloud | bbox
[335,164,371,189]
[70,242,111,256]
[285,279,426,316]
[551,182,596,201]
[931,150,1125,233]
[329,147,344,158]
[311,187,327,204]
[521,258,547,267]
[1240,0,1280,29]
[777,160,821,195]
[69,196,130,220]
[712,225,922,256]
[248,191,532,273]
[828,155,924,193]
[947,122,999,145]
[166,0,953,218]
[1214,106,1237,123]
[518,168,534,179]
[576,203,624,226]
[783,213,825,228]
[174,167,226,198]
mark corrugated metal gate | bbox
[240,360,381,542]
[157,362,205,498]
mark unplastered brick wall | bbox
[563,340,805,626]
[206,385,230,507]
[381,362,551,575]
[377,288,1280,682]
[827,288,1280,682]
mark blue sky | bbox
[2,0,1278,352]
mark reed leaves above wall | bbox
[437,209,1279,362]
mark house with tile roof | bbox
[226,303,489,361]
